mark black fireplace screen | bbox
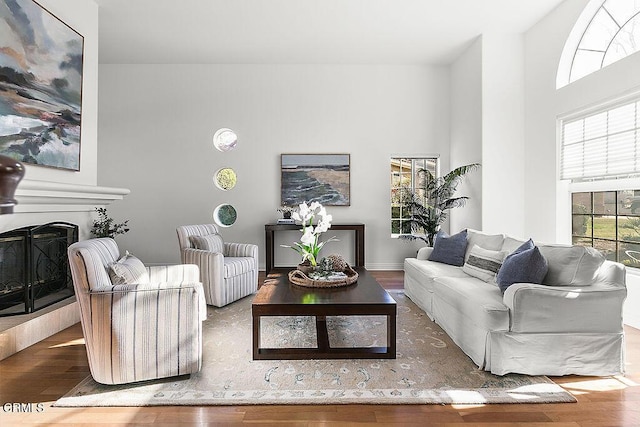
[0,222,78,316]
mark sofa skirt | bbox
[431,294,502,369]
[488,331,625,376]
[404,270,435,321]
[412,286,625,377]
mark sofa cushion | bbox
[108,251,150,285]
[464,229,505,262]
[501,236,527,254]
[463,244,508,283]
[538,245,605,286]
[429,230,468,266]
[190,234,224,253]
[404,257,470,282]
[433,276,509,331]
[497,240,548,294]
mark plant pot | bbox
[297,262,315,275]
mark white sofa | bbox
[404,229,627,376]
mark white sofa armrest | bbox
[503,279,626,334]
[416,246,433,260]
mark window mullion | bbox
[390,156,438,236]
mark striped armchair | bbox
[67,238,206,385]
[177,224,258,307]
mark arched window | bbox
[557,0,640,88]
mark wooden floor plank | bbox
[0,270,638,426]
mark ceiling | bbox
[94,0,567,65]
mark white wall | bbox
[525,0,640,327]
[449,34,525,238]
[98,64,450,269]
[481,33,526,237]
[0,0,101,236]
[449,37,482,233]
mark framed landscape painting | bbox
[0,0,84,170]
[281,154,350,206]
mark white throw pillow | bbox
[463,244,508,283]
[464,229,505,262]
[190,234,224,253]
[108,251,150,285]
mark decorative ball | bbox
[325,254,347,272]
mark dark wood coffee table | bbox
[252,267,396,360]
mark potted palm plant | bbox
[400,163,479,246]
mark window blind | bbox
[561,99,640,181]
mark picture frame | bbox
[281,153,350,206]
[0,0,84,171]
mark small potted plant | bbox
[91,207,130,239]
[277,206,295,219]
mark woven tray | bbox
[288,265,359,288]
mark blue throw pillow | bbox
[497,239,548,294]
[428,230,468,266]
[509,238,534,255]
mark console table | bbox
[264,223,365,273]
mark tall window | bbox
[390,157,438,237]
[572,190,640,267]
[557,0,640,88]
[560,97,640,181]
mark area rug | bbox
[55,291,575,406]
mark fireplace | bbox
[0,222,78,316]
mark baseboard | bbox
[363,263,405,271]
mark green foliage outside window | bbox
[572,190,640,268]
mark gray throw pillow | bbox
[497,239,548,294]
[108,251,150,286]
[428,230,468,266]
[190,234,224,253]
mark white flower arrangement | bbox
[281,201,338,267]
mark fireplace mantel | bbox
[14,180,130,213]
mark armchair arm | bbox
[503,282,626,334]
[224,242,258,258]
[90,281,203,294]
[182,248,224,272]
[90,280,207,321]
[147,264,200,283]
[182,248,225,305]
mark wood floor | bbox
[1,270,639,426]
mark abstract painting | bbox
[281,154,350,206]
[0,0,84,170]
